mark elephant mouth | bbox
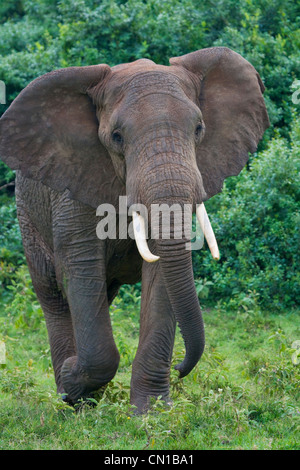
[132,203,220,262]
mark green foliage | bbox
[0,0,24,24]
[194,114,300,310]
[4,265,44,330]
[0,199,25,299]
[0,161,14,187]
[116,283,141,308]
[0,289,299,449]
[0,0,299,138]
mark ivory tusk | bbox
[196,203,220,260]
[132,211,160,263]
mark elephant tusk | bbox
[132,211,160,263]
[196,203,220,260]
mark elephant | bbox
[0,47,269,413]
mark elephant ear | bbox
[170,47,270,199]
[0,65,123,208]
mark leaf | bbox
[291,340,300,365]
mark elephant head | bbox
[0,47,269,378]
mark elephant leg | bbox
[48,195,120,404]
[16,208,75,395]
[59,276,120,403]
[36,286,75,396]
[130,261,176,413]
[43,296,75,396]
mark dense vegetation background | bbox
[0,0,299,451]
[0,0,299,311]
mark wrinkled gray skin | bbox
[0,48,269,412]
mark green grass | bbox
[0,280,299,450]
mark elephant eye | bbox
[195,124,202,136]
[195,123,205,142]
[112,130,124,145]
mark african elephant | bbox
[0,47,269,412]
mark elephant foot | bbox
[130,391,172,415]
[130,351,173,414]
[130,373,171,414]
[60,386,107,409]
[60,354,119,404]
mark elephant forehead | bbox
[105,69,191,106]
[127,71,190,101]
[126,70,181,89]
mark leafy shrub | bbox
[194,114,300,310]
[0,0,299,137]
[4,265,44,329]
[0,199,25,297]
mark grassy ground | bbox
[0,280,299,451]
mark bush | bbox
[0,199,25,297]
[193,114,300,310]
[0,0,299,137]
[4,265,44,329]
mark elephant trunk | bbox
[131,150,206,377]
[156,236,205,377]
